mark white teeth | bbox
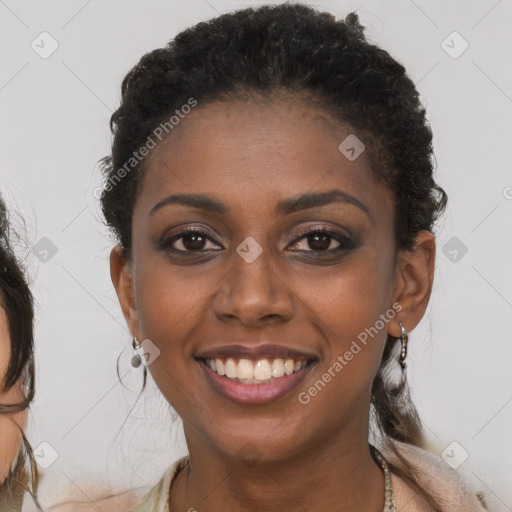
[254,359,272,380]
[225,358,237,379]
[205,357,309,382]
[271,359,285,378]
[237,359,254,380]
[215,358,225,375]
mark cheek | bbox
[0,324,27,483]
[0,407,26,483]
[309,252,391,332]
[301,253,393,385]
[136,262,210,334]
[133,260,212,393]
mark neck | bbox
[170,425,386,512]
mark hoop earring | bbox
[399,321,408,369]
[131,337,143,368]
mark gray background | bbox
[0,0,511,509]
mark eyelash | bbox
[159,226,222,254]
[159,225,359,257]
[291,226,358,255]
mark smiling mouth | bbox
[198,357,314,384]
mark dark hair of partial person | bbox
[99,3,448,510]
[0,194,40,509]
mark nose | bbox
[212,241,295,327]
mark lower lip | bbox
[198,359,315,405]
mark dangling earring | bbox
[131,337,143,368]
[398,321,408,369]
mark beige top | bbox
[129,442,492,512]
[129,455,189,512]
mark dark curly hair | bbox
[0,194,40,509]
[100,3,448,510]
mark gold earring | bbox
[131,337,142,368]
[399,322,408,369]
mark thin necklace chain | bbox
[371,444,397,512]
[170,447,396,512]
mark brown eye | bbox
[288,226,358,254]
[290,231,339,252]
[177,232,208,251]
[160,227,223,254]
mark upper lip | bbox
[195,344,318,361]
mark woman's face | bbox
[112,98,434,462]
[0,305,27,483]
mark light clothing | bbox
[129,441,494,512]
[129,456,188,512]
[382,441,493,511]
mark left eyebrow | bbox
[149,188,369,217]
[275,189,369,216]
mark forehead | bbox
[136,98,391,221]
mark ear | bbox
[110,246,140,339]
[389,230,436,337]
